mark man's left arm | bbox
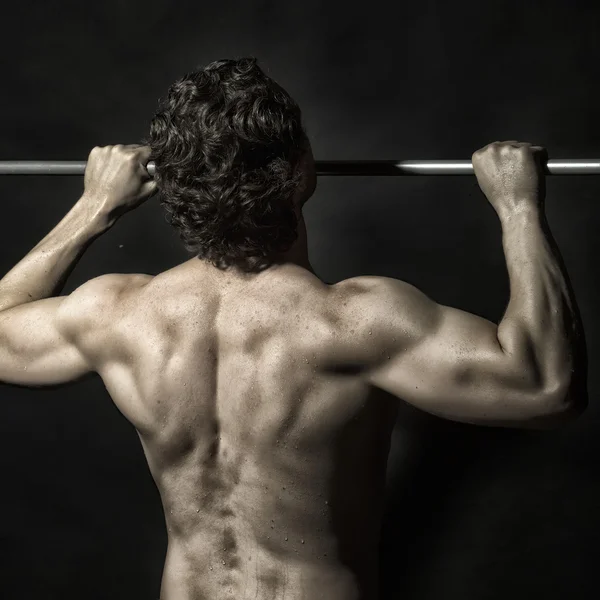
[0,144,156,387]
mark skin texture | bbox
[0,142,587,600]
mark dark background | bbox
[0,1,598,598]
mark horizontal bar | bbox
[0,159,599,176]
[316,160,600,175]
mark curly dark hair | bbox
[146,58,308,273]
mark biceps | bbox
[369,305,545,426]
[0,299,92,387]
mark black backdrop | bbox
[0,1,598,598]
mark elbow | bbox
[533,374,588,428]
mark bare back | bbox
[97,260,398,600]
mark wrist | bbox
[77,193,116,233]
[496,197,543,225]
[499,205,547,246]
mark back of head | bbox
[147,58,308,273]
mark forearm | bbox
[0,196,111,312]
[497,204,586,400]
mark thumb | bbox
[142,180,159,198]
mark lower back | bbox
[156,416,392,600]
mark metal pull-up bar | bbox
[0,159,599,176]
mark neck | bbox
[191,211,314,276]
[278,211,314,272]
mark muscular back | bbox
[93,260,397,600]
[77,241,575,600]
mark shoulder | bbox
[330,276,436,322]
[71,273,154,299]
[66,273,153,310]
[58,273,154,340]
[325,276,442,365]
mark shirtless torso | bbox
[0,143,581,599]
[95,260,398,600]
[71,201,579,599]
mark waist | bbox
[162,537,379,600]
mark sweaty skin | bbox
[0,142,586,600]
[100,263,399,600]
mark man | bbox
[0,58,587,600]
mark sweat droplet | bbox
[285,536,288,541]
[301,539,305,544]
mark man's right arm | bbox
[334,142,587,428]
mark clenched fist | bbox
[82,144,157,224]
[472,141,547,219]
